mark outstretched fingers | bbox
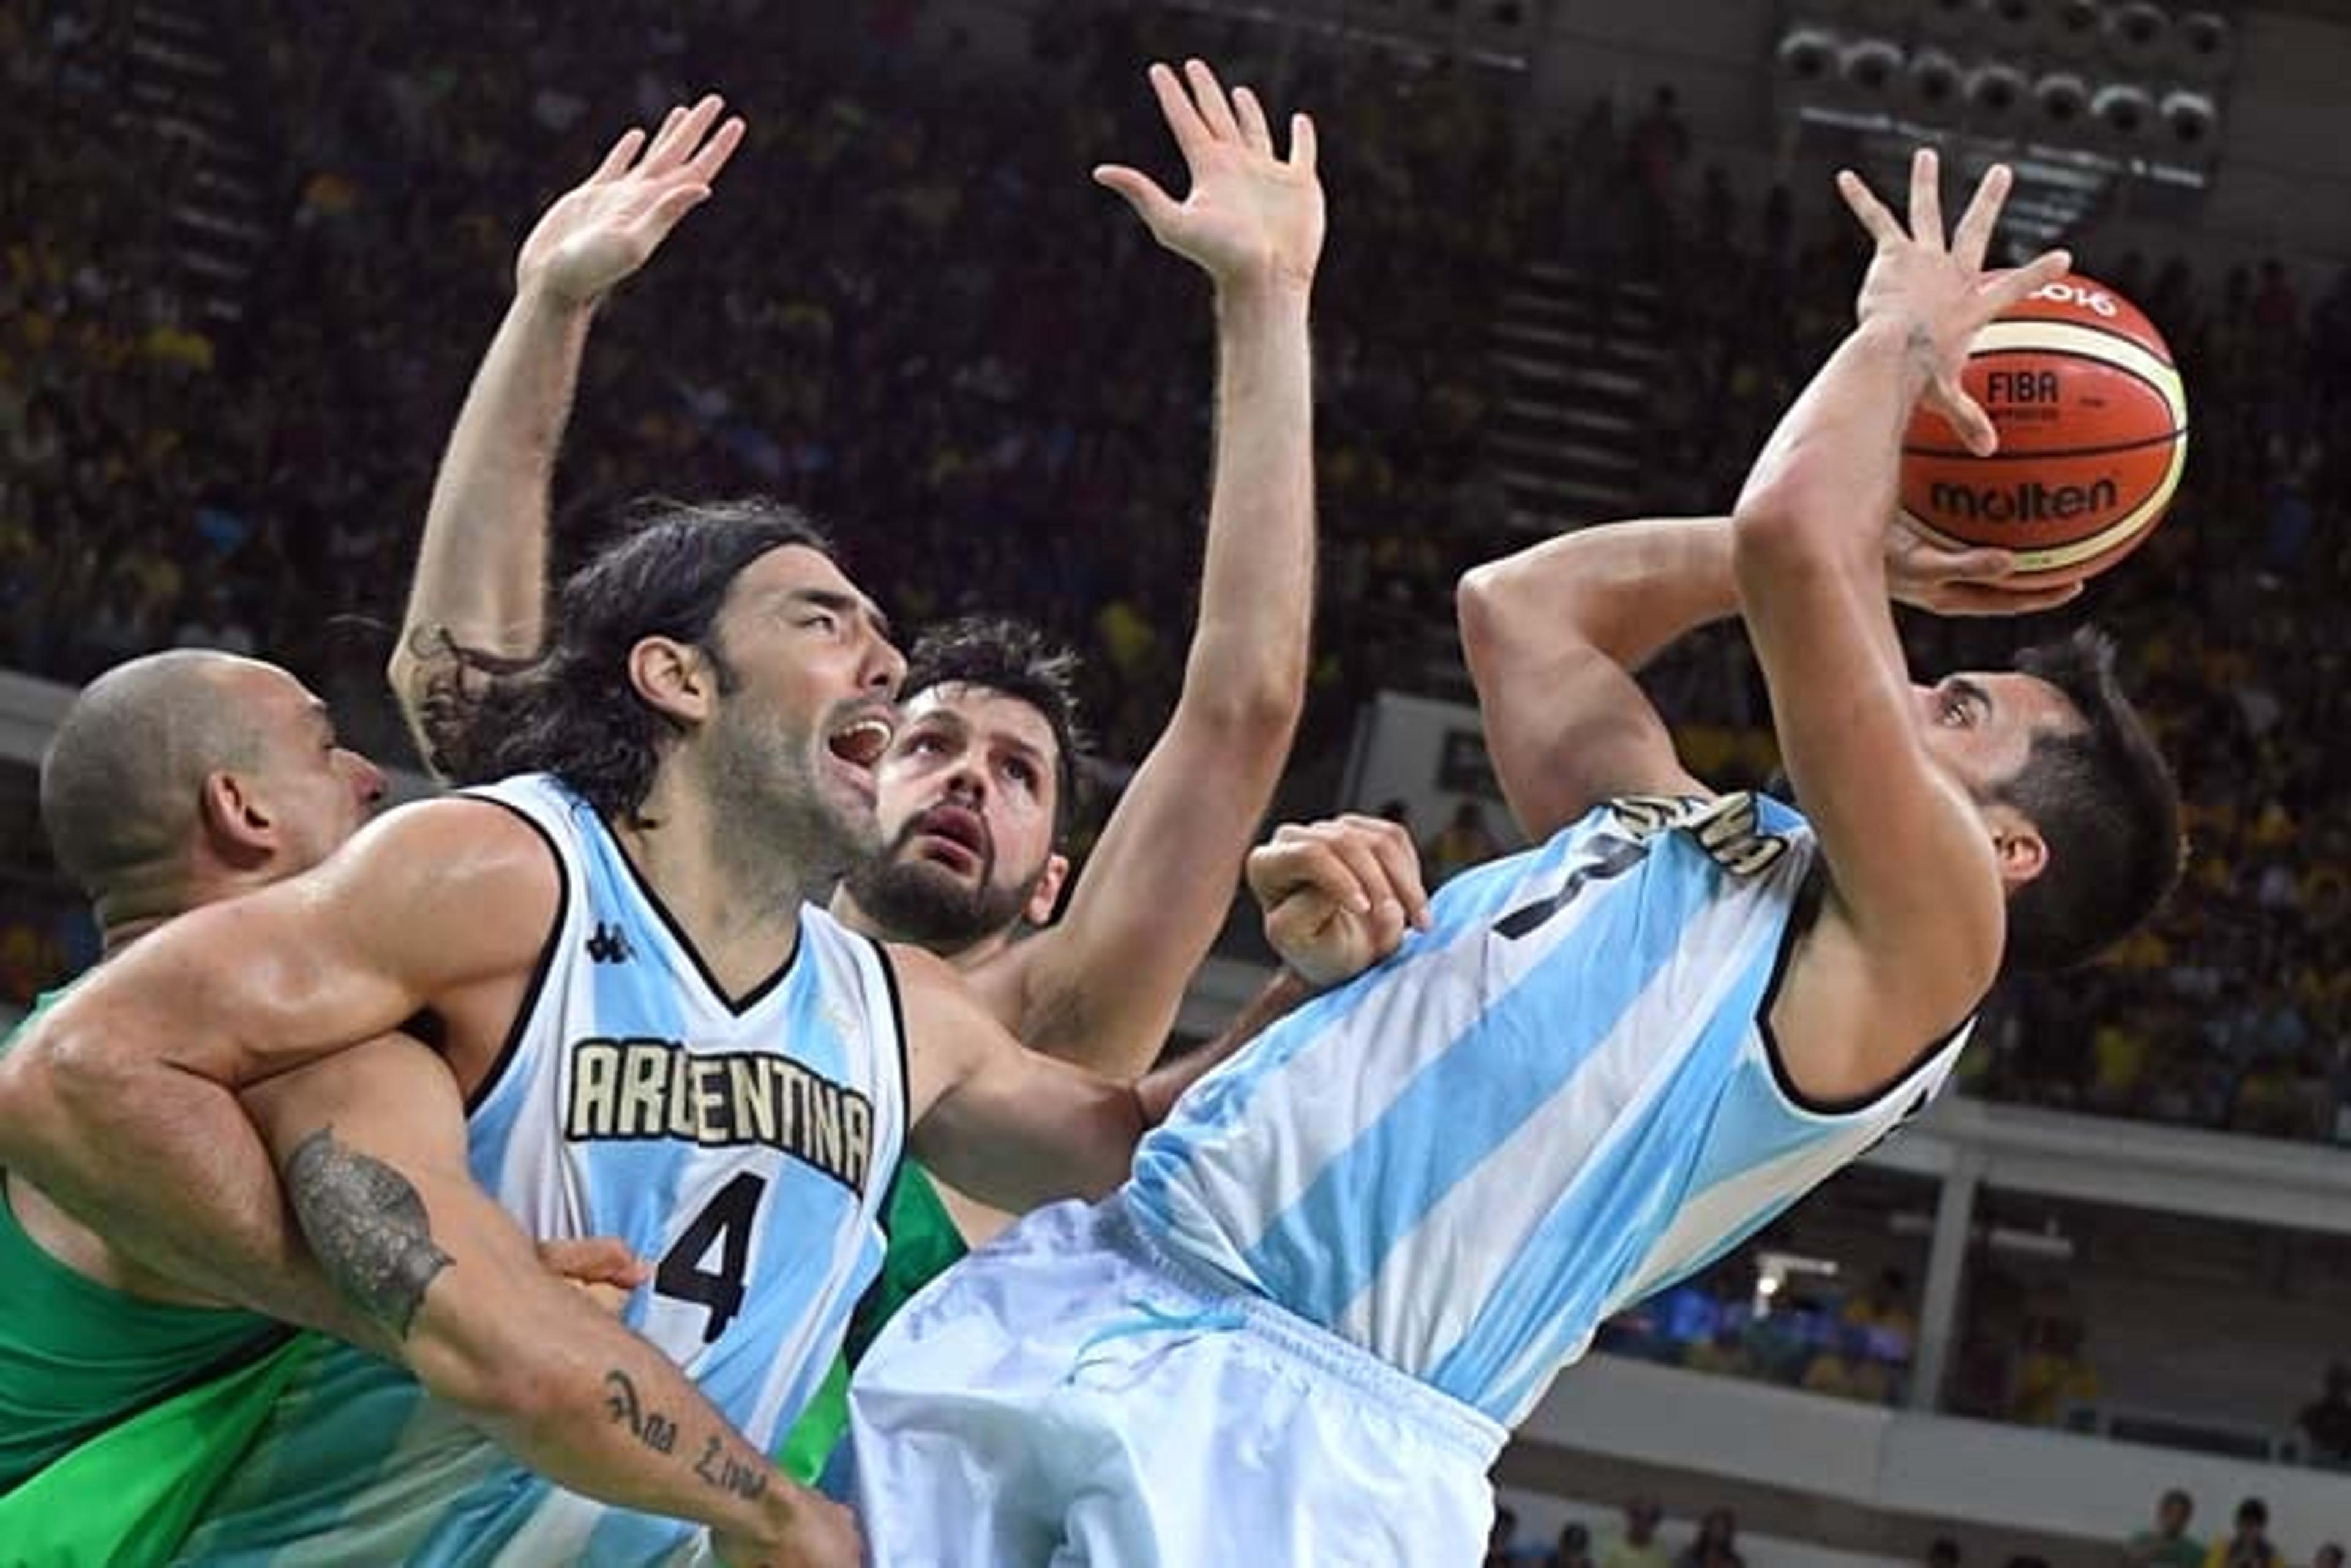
[1981,247,2075,314]
[1232,83,1274,156]
[1908,147,1946,250]
[1092,163,1178,231]
[1836,168,1906,247]
[1182,58,1245,143]
[683,114,747,186]
[1950,162,2015,271]
[643,94,726,178]
[1288,111,1317,174]
[588,126,647,184]
[1146,60,1215,167]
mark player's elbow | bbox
[1456,561,1527,696]
[1455,563,1502,651]
[1182,647,1306,745]
[1731,454,1880,572]
[384,640,427,719]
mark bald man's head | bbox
[41,651,385,909]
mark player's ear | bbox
[1024,853,1070,925]
[630,636,718,726]
[1984,803,2049,891]
[198,769,276,865]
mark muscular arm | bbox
[244,1037,833,1547]
[0,801,552,1345]
[388,292,583,756]
[1453,508,2079,843]
[1014,62,1321,1073]
[1730,156,2068,1067]
[389,100,743,771]
[1733,319,2002,1033]
[902,943,1293,1214]
[1455,518,1728,839]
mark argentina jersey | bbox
[1127,791,1964,1430]
[178,773,907,1567]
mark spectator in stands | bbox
[1929,1537,1962,1568]
[2011,1316,2101,1427]
[1841,1265,1919,1366]
[1557,1521,1598,1568]
[1801,1324,1893,1404]
[2309,1544,2342,1568]
[2124,1488,2205,1568]
[1490,1506,1553,1567]
[2295,1363,2351,1461]
[1682,1317,1753,1380]
[1676,1507,1743,1568]
[1602,1498,1671,1568]
[2203,1499,2284,1568]
[1424,797,1501,884]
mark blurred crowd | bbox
[6,0,2350,1157]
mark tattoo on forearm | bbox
[602,1370,765,1496]
[694,1433,771,1500]
[602,1370,678,1453]
[285,1126,454,1338]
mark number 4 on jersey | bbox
[654,1172,766,1343]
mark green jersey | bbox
[776,1158,968,1484]
[0,986,307,1559]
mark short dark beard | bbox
[844,830,1044,951]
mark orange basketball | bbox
[1900,274,2188,581]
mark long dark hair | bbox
[419,497,833,820]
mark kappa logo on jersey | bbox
[564,1037,876,1193]
[586,922,634,964]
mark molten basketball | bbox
[1900,274,2188,581]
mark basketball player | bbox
[0,651,648,1560]
[0,497,1391,1565]
[386,72,1335,1476]
[846,151,2184,1563]
[396,71,1322,1234]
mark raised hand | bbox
[1247,816,1431,989]
[1836,149,2071,456]
[1883,516,2084,616]
[516,94,746,309]
[1093,59,1324,295]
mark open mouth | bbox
[910,803,987,872]
[827,711,896,773]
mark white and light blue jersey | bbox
[1128,792,1964,1430]
[179,773,908,1566]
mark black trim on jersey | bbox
[588,811,799,1017]
[461,795,571,1116]
[864,935,913,1174]
[1754,867,1974,1117]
